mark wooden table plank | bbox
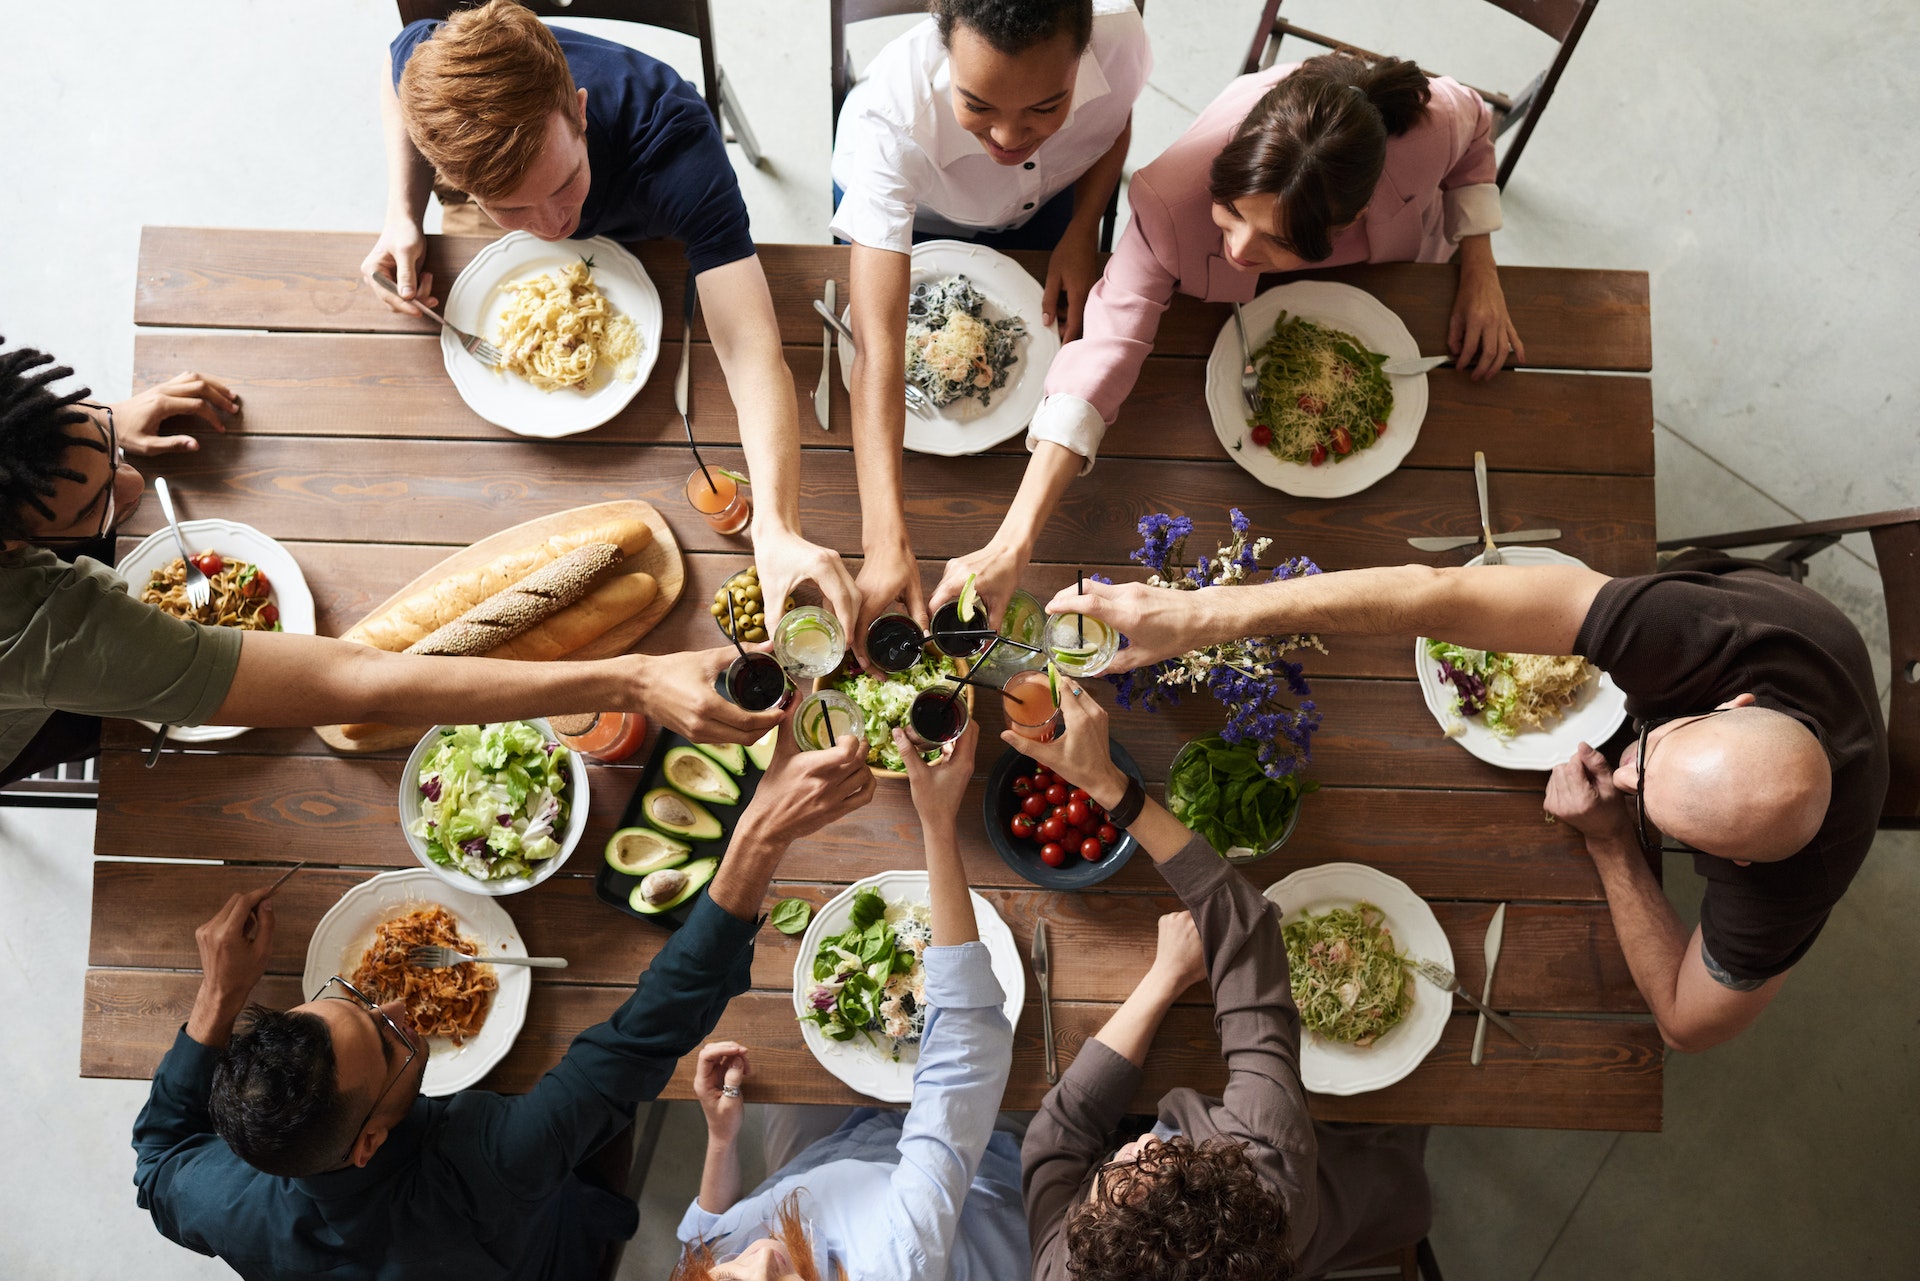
[80,969,1661,1129]
[133,330,1654,476]
[135,230,1651,372]
[111,437,1655,573]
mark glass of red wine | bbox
[713,651,794,712]
[930,599,994,658]
[903,684,971,751]
[865,612,929,674]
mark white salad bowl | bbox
[398,719,590,897]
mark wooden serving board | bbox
[315,500,684,753]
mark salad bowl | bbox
[813,651,973,781]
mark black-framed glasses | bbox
[310,974,419,1165]
[1631,709,1731,857]
[33,402,122,547]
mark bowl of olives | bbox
[710,566,795,644]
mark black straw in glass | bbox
[1076,571,1086,645]
[723,595,748,657]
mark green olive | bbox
[744,626,767,642]
[709,602,725,618]
[750,611,765,625]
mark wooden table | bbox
[82,228,1662,1131]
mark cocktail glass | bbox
[1047,611,1120,677]
[865,611,929,674]
[685,468,751,536]
[713,651,793,711]
[904,684,971,751]
[793,689,866,752]
[772,606,847,680]
[1001,667,1064,743]
[931,599,994,658]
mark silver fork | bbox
[373,271,505,367]
[406,945,568,969]
[1232,302,1262,418]
[1407,955,1536,1051]
[1473,452,1504,565]
[153,477,210,610]
[811,298,933,418]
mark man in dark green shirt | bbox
[132,727,875,1280]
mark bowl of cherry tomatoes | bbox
[982,742,1144,890]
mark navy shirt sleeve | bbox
[389,19,438,87]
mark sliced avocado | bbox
[745,725,778,771]
[630,857,718,915]
[642,787,723,841]
[662,745,741,805]
[692,741,748,776]
[604,826,691,877]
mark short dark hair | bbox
[1065,1135,1294,1281]
[210,1005,361,1177]
[0,338,100,542]
[933,0,1095,56]
[1208,53,1433,263]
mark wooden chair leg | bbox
[718,66,765,168]
[1416,1236,1445,1281]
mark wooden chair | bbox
[1313,1238,1446,1280]
[0,758,99,810]
[828,0,1136,251]
[396,0,763,167]
[1656,508,1920,829]
[1240,0,1602,189]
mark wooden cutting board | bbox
[316,500,684,753]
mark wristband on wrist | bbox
[1107,775,1147,829]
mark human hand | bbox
[1448,260,1524,382]
[185,886,277,1046]
[111,373,240,456]
[1147,910,1207,993]
[998,675,1129,809]
[852,534,929,670]
[1544,742,1637,851]
[360,215,438,317]
[628,648,787,744]
[930,539,1029,630]
[1044,579,1202,674]
[692,1040,752,1146]
[897,720,978,834]
[753,525,862,658]
[736,715,875,848]
[1042,224,1101,341]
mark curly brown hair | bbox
[1065,1135,1293,1281]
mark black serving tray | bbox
[594,728,773,931]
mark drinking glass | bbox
[685,468,751,535]
[772,607,847,680]
[793,689,865,752]
[1047,612,1120,677]
[904,685,971,750]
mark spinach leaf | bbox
[849,889,887,931]
[771,898,813,935]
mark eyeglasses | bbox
[1630,709,1731,858]
[33,403,123,547]
[310,974,419,1165]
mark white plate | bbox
[116,518,316,744]
[792,869,1026,1103]
[398,720,590,897]
[1263,862,1451,1096]
[1414,545,1628,771]
[441,231,663,438]
[837,239,1061,457]
[302,868,530,1097]
[1205,280,1429,498]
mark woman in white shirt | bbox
[832,0,1150,657]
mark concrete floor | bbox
[2,1,1915,1277]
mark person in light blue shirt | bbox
[672,721,1025,1281]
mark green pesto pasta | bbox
[1250,312,1393,465]
[1282,901,1413,1045]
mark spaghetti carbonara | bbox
[493,259,640,393]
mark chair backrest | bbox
[1480,0,1588,41]
[396,1,722,117]
[830,0,931,133]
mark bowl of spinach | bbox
[1166,735,1316,862]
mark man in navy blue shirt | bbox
[132,728,875,1280]
[361,0,859,650]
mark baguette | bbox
[486,570,658,662]
[349,518,652,652]
[406,543,623,657]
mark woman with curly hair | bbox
[1012,685,1432,1280]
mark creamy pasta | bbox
[492,258,640,393]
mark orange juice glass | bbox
[685,468,751,535]
[1001,667,1064,742]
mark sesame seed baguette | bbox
[405,542,623,658]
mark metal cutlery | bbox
[1473,452,1503,565]
[810,298,933,418]
[153,477,210,610]
[246,863,306,941]
[1408,955,1536,1052]
[1231,302,1261,417]
[813,279,835,431]
[1383,354,1452,377]
[372,271,504,366]
[143,721,170,769]
[1471,903,1506,1066]
[1032,919,1057,1085]
[406,945,568,970]
[1406,528,1561,553]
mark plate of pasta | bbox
[116,518,315,744]
[442,231,663,438]
[1204,281,1428,499]
[303,868,531,1096]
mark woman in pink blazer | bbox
[929,54,1521,626]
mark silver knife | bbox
[811,298,932,420]
[1032,919,1057,1085]
[1474,451,1501,564]
[1384,354,1451,377]
[1231,302,1259,417]
[1471,903,1506,1066]
[1407,528,1561,552]
[813,279,834,432]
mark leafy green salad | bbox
[1167,735,1316,857]
[411,722,571,881]
[1281,902,1413,1046]
[830,651,959,772]
[799,888,932,1060]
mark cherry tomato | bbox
[1021,794,1047,818]
[1309,444,1328,467]
[1080,837,1105,861]
[1249,423,1272,447]
[1331,424,1354,455]
[1011,776,1033,797]
[1039,816,1066,843]
[239,567,272,600]
[259,603,281,628]
[1032,768,1052,787]
[1098,823,1120,845]
[1010,813,1037,840]
[1374,418,1388,436]
[1297,394,1326,415]
[1065,799,1089,828]
[1069,788,1090,804]
[1045,783,1068,806]
[1039,842,1067,867]
[191,552,224,575]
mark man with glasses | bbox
[132,728,876,1280]
[1053,551,1887,1052]
[1,338,788,789]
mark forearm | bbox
[1457,233,1497,278]
[379,66,432,226]
[989,441,1082,557]
[850,244,912,553]
[705,820,787,921]
[1081,767,1192,864]
[700,258,804,536]
[925,822,978,946]
[1066,119,1130,242]
[184,984,249,1050]
[696,1135,743,1215]
[1586,836,1693,1030]
[1090,967,1185,1068]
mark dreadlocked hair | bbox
[0,337,98,542]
